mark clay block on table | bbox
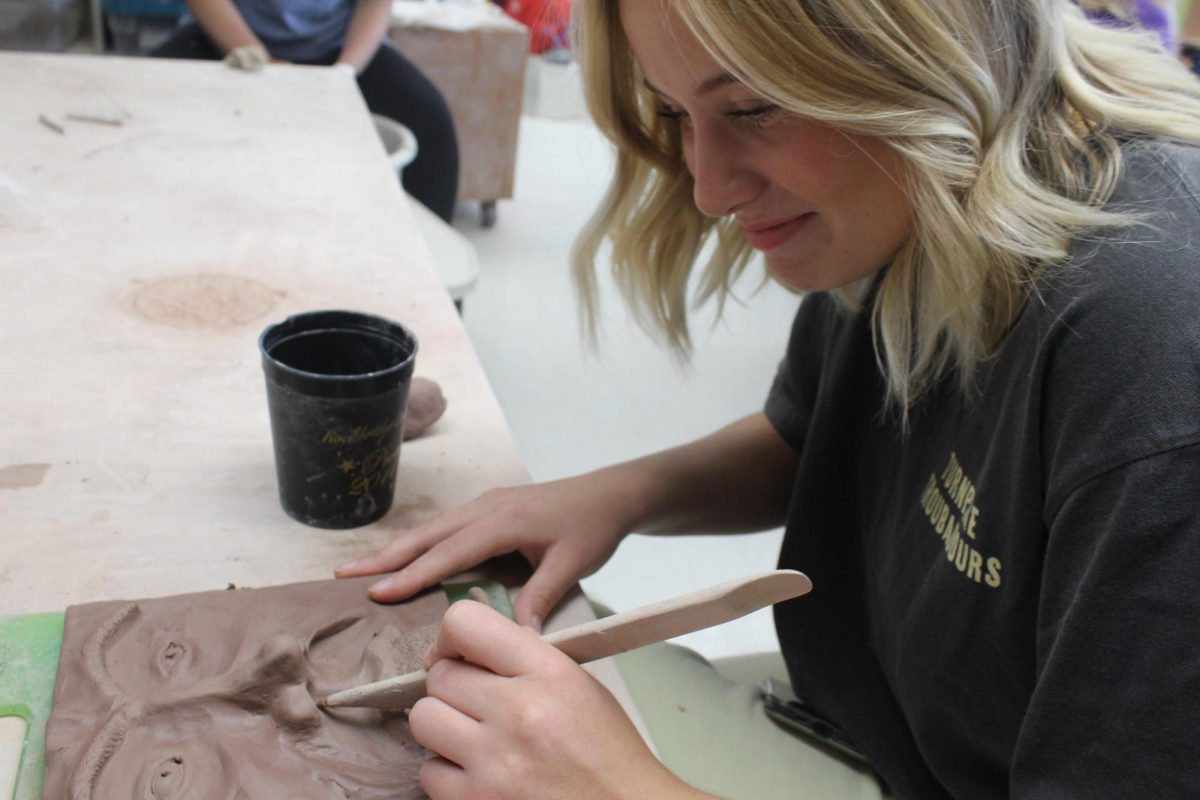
[389,13,528,203]
[42,576,449,799]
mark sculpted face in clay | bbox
[42,577,449,799]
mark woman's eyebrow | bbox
[643,71,739,99]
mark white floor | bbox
[448,60,804,660]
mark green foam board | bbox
[0,612,65,800]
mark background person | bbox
[1183,0,1200,72]
[338,0,1200,797]
[1080,0,1179,49]
[154,0,460,222]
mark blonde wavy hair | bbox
[570,0,1200,413]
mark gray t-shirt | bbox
[766,140,1200,799]
[235,0,354,62]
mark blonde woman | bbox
[338,0,1200,797]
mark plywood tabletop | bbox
[0,53,652,756]
[0,52,532,614]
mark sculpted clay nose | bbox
[251,635,309,685]
[224,635,323,735]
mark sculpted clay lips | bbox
[740,213,814,251]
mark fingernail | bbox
[367,578,389,595]
[335,560,358,572]
[529,615,543,634]
[421,644,434,668]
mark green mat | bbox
[0,613,63,800]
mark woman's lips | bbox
[740,214,813,251]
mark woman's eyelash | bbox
[727,104,781,120]
[655,104,782,124]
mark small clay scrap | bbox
[223,44,269,71]
[37,114,64,135]
[403,377,447,440]
[42,576,453,799]
[65,112,124,127]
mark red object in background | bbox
[502,0,571,54]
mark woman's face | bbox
[619,0,914,292]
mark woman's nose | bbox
[685,124,760,218]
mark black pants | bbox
[153,25,460,222]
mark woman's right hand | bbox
[411,600,712,800]
[334,474,631,631]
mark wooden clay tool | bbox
[319,569,811,711]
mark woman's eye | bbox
[727,104,783,127]
[655,102,781,130]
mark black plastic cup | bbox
[259,310,418,529]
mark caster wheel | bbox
[481,201,498,228]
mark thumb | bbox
[513,551,579,633]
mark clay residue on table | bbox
[42,576,449,799]
[0,463,50,490]
[133,272,281,329]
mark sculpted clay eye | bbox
[145,755,186,798]
[156,641,189,678]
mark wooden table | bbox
[0,51,646,766]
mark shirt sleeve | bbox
[1010,443,1200,797]
[764,294,832,453]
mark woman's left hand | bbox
[408,600,703,800]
